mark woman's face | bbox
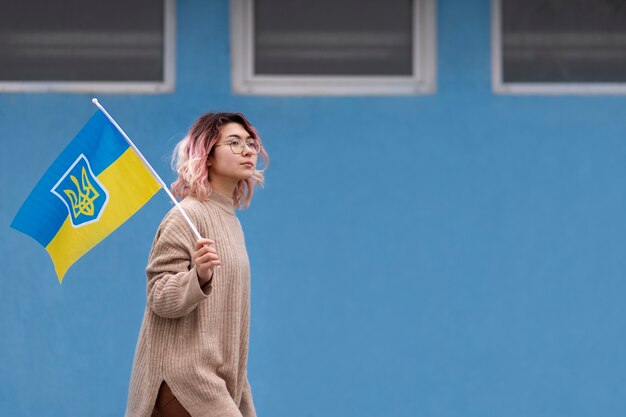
[208,122,258,183]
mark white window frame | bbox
[0,0,176,94]
[230,0,436,96]
[492,0,626,95]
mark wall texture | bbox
[2,1,626,416]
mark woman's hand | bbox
[193,238,221,285]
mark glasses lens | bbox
[228,140,244,154]
[247,139,260,153]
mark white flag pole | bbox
[91,98,202,241]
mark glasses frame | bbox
[214,137,260,154]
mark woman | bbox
[125,113,269,417]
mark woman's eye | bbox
[230,140,241,146]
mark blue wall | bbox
[2,1,626,416]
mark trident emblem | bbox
[64,166,100,218]
[51,154,109,227]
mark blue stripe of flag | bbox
[11,111,129,247]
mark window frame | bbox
[0,0,176,94]
[230,0,437,95]
[492,0,626,95]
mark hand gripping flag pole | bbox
[91,98,202,241]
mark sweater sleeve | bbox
[239,376,257,417]
[146,208,213,319]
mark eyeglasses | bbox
[214,137,261,154]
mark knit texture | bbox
[125,192,256,417]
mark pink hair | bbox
[171,112,269,209]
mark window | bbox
[230,0,436,95]
[493,0,626,94]
[0,0,175,93]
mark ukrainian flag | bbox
[11,111,161,282]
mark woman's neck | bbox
[210,178,236,199]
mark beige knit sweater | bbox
[125,192,256,417]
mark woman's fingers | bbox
[195,253,220,281]
[194,239,221,282]
[194,239,219,261]
[196,251,221,265]
[195,239,215,251]
[197,245,216,255]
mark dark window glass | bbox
[254,0,413,76]
[0,0,164,82]
[502,0,626,83]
